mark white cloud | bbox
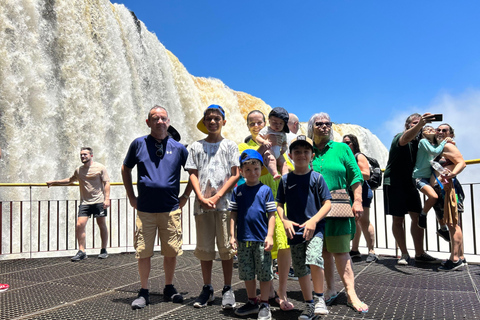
[379,88,480,183]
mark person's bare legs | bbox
[447,224,463,262]
[164,256,176,285]
[352,207,375,253]
[333,252,368,311]
[310,265,324,294]
[392,216,408,255]
[96,217,108,249]
[138,257,151,289]
[408,211,425,256]
[298,274,313,301]
[245,279,256,299]
[259,281,272,302]
[276,248,293,308]
[323,248,337,299]
[76,217,88,251]
[201,260,213,285]
[221,258,233,286]
[263,151,280,180]
[420,185,438,214]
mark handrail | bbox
[1,159,478,187]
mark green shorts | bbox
[237,241,273,282]
[290,236,324,278]
[324,234,352,253]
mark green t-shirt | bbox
[312,140,363,237]
[384,132,419,186]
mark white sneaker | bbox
[397,254,410,265]
[221,288,236,309]
[314,295,329,315]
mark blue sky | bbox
[113,1,480,166]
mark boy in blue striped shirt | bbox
[229,149,276,320]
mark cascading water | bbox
[0,0,388,256]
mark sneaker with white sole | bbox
[314,295,329,315]
[163,285,184,303]
[258,303,272,320]
[194,285,214,308]
[439,259,464,271]
[0,283,9,292]
[235,300,259,316]
[131,288,149,309]
[98,248,108,259]
[298,302,315,320]
[71,250,87,262]
[288,267,298,280]
[397,254,410,265]
[366,252,378,263]
[221,286,236,309]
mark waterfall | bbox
[0,0,388,194]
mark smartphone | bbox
[429,114,443,122]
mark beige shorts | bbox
[194,210,235,261]
[134,209,183,259]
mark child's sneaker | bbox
[298,302,315,320]
[221,286,236,309]
[193,285,214,308]
[163,285,184,303]
[437,229,450,242]
[418,214,427,229]
[234,300,259,316]
[0,283,9,292]
[314,295,329,315]
[288,267,298,280]
[257,302,272,320]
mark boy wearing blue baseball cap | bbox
[186,104,240,309]
[228,149,276,320]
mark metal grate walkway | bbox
[1,251,479,319]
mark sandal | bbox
[277,297,294,311]
[325,292,338,304]
[347,301,369,313]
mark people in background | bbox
[342,134,377,263]
[47,147,110,262]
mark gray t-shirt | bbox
[185,139,240,212]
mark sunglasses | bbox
[436,128,449,133]
[155,142,164,157]
[315,121,332,127]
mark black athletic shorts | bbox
[78,203,107,218]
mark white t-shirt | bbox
[185,139,240,211]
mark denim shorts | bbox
[414,178,430,191]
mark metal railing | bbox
[1,175,479,262]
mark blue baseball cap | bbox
[197,104,226,134]
[239,149,264,166]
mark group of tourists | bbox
[33,105,466,320]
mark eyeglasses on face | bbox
[315,121,332,127]
[436,128,449,133]
[155,143,164,157]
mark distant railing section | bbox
[0,180,479,262]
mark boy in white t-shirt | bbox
[185,104,240,310]
[255,107,290,180]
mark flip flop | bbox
[325,292,338,304]
[347,301,369,313]
[277,298,294,311]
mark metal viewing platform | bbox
[1,250,479,320]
